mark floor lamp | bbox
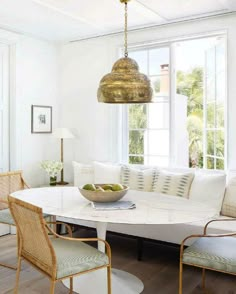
[53,128,75,185]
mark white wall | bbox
[11,36,60,187]
[59,38,117,181]
[59,14,236,182]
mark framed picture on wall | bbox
[31,105,52,133]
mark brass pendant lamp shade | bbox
[97,0,153,103]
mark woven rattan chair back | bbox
[8,196,56,278]
[0,171,26,206]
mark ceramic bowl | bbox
[78,184,129,203]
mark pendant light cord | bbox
[124,1,128,57]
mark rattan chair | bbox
[179,218,236,294]
[0,170,30,270]
[8,195,112,294]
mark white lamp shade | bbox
[53,128,75,139]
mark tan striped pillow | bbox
[152,170,194,198]
[121,165,157,192]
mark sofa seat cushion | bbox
[51,238,109,279]
[183,236,236,273]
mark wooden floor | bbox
[0,229,235,294]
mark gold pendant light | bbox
[97,0,153,103]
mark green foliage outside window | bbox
[128,67,224,169]
[176,67,204,168]
[129,105,147,164]
[177,67,224,169]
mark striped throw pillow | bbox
[152,170,194,198]
[121,165,157,191]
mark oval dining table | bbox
[11,187,218,294]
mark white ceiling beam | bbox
[217,0,236,10]
[30,0,106,31]
[134,0,169,21]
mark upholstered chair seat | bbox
[51,238,109,279]
[0,209,15,226]
[179,219,236,294]
[183,236,236,273]
[0,208,49,226]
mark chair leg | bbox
[70,277,73,294]
[50,280,56,294]
[14,256,22,294]
[107,265,112,294]
[202,268,206,290]
[179,261,183,294]
[0,262,17,270]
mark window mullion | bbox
[169,42,175,167]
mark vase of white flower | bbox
[40,160,63,185]
[49,176,57,186]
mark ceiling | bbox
[0,0,235,42]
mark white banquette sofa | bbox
[70,161,236,247]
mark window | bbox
[122,34,226,170]
[127,47,170,166]
[204,40,226,169]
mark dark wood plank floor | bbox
[0,229,235,294]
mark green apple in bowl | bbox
[82,184,96,191]
[102,184,113,190]
[79,183,129,203]
[95,186,104,192]
[111,184,124,191]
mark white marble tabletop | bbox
[11,187,218,225]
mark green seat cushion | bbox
[51,238,109,279]
[0,209,49,226]
[183,236,236,273]
[0,209,15,225]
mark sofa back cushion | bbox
[94,161,121,184]
[152,170,194,198]
[73,161,94,186]
[221,177,236,217]
[189,172,226,213]
[121,165,156,191]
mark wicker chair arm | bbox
[204,218,236,234]
[45,223,111,258]
[46,221,73,237]
[22,177,30,189]
[0,199,8,204]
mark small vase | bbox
[50,176,57,186]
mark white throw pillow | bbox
[221,177,236,217]
[93,161,121,184]
[72,161,94,186]
[121,165,157,191]
[152,170,194,198]
[189,172,226,213]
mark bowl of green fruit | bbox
[79,183,129,203]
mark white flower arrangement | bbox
[40,160,63,177]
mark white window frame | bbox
[203,36,227,169]
[120,30,228,170]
